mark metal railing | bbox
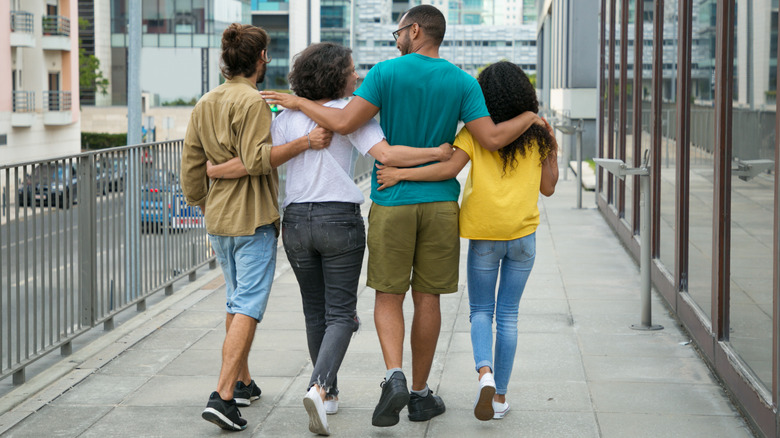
[10,11,34,34]
[12,91,35,113]
[41,15,69,36]
[0,139,375,384]
[43,91,71,112]
[0,141,212,384]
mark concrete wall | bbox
[80,106,194,141]
[139,47,222,103]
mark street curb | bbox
[0,267,224,434]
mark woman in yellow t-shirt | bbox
[376,61,558,422]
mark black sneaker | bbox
[234,380,262,407]
[407,390,446,422]
[371,373,410,427]
[202,391,248,431]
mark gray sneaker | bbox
[234,380,262,407]
[202,391,247,431]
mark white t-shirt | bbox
[272,99,384,208]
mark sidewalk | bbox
[0,174,756,437]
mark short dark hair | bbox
[401,5,446,46]
[478,61,554,171]
[220,23,269,80]
[288,42,353,101]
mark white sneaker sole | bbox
[493,403,510,419]
[324,400,338,415]
[201,407,246,431]
[234,395,260,407]
[304,393,331,436]
[474,384,496,421]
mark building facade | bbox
[96,0,251,105]
[252,0,537,90]
[596,0,778,435]
[2,0,82,165]
[535,0,599,160]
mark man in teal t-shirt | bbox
[355,51,489,206]
[261,4,542,428]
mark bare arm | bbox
[368,141,454,167]
[206,127,333,178]
[261,92,379,135]
[465,111,542,151]
[540,139,559,197]
[376,149,471,190]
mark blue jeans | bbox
[468,233,536,395]
[282,202,364,396]
[209,224,278,322]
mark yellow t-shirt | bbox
[455,127,542,240]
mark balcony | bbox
[41,15,70,51]
[11,91,35,127]
[43,91,73,125]
[10,10,35,47]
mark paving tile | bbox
[597,412,754,438]
[589,382,740,416]
[4,406,112,438]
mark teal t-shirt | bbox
[354,54,490,206]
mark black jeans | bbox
[282,202,365,396]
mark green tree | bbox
[78,18,109,96]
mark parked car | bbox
[95,157,126,194]
[140,185,203,233]
[17,163,78,209]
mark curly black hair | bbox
[477,61,554,173]
[288,43,353,101]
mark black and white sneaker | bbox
[234,380,262,407]
[202,391,248,431]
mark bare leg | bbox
[410,290,440,391]
[374,291,406,370]
[225,314,253,385]
[217,313,257,400]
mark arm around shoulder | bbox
[540,141,559,197]
[465,112,540,151]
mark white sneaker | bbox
[324,397,339,415]
[492,400,510,419]
[474,373,496,421]
[303,387,331,436]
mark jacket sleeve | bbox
[236,100,274,176]
[181,110,209,206]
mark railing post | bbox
[189,246,197,281]
[594,155,663,331]
[576,119,584,209]
[78,155,97,327]
[13,368,25,385]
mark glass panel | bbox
[624,0,637,223]
[611,0,621,207]
[601,0,611,199]
[687,0,717,320]
[640,0,653,178]
[728,0,777,392]
[659,0,679,274]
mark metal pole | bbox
[562,127,569,181]
[126,1,142,304]
[576,119,583,209]
[632,155,663,331]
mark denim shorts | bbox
[209,224,278,321]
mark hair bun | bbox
[222,24,242,47]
